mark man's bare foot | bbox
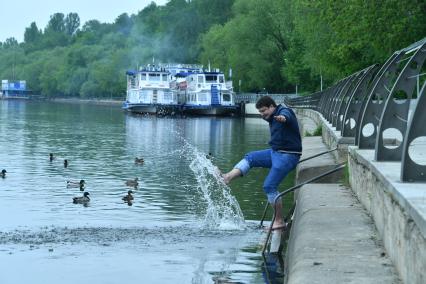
[220,168,242,185]
[222,173,231,184]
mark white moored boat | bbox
[175,69,237,116]
[123,65,179,114]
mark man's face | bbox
[258,105,275,120]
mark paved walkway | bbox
[284,115,402,283]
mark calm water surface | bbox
[0,100,293,284]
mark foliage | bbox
[290,0,426,86]
[200,0,295,93]
[0,0,424,98]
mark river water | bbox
[0,100,293,284]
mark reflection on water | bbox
[261,253,285,284]
[0,100,291,283]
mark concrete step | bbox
[285,184,401,284]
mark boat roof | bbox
[126,70,137,76]
[126,69,170,76]
[174,72,195,77]
[188,71,224,75]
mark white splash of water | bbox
[174,132,245,230]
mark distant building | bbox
[0,80,30,99]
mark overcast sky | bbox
[0,0,168,43]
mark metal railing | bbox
[235,93,296,104]
[262,163,346,254]
[286,37,426,182]
[259,148,338,228]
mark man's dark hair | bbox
[256,96,277,109]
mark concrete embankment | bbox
[51,98,123,106]
[284,112,403,283]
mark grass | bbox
[304,125,322,137]
[342,162,350,187]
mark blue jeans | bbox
[234,149,300,203]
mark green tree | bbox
[43,13,68,47]
[114,13,133,36]
[291,0,426,85]
[65,13,80,36]
[2,37,19,48]
[46,13,66,33]
[24,22,42,43]
[2,0,424,98]
[200,0,294,93]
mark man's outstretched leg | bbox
[221,150,272,185]
[221,168,242,184]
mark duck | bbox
[206,152,213,160]
[67,179,85,189]
[64,159,68,168]
[125,178,139,188]
[49,153,55,162]
[73,192,90,204]
[1,169,6,178]
[134,157,144,164]
[122,190,134,202]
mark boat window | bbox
[140,73,147,81]
[198,75,204,83]
[219,75,225,83]
[162,74,168,82]
[149,73,161,81]
[205,75,217,83]
[223,94,231,101]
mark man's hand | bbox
[274,115,286,123]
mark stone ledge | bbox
[348,146,426,284]
[285,184,401,284]
[348,146,426,238]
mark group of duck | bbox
[39,154,143,206]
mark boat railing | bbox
[234,93,296,104]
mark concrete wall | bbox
[348,148,426,284]
[291,108,425,284]
[295,109,353,164]
[244,103,258,116]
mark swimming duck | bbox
[67,179,85,189]
[64,159,68,168]
[49,153,55,162]
[134,157,144,164]
[1,169,6,178]
[122,190,134,202]
[73,192,90,204]
[125,178,139,188]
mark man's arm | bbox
[273,115,286,123]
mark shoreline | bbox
[50,97,123,106]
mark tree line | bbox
[0,0,424,98]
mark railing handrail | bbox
[262,163,346,254]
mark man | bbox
[222,96,302,230]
